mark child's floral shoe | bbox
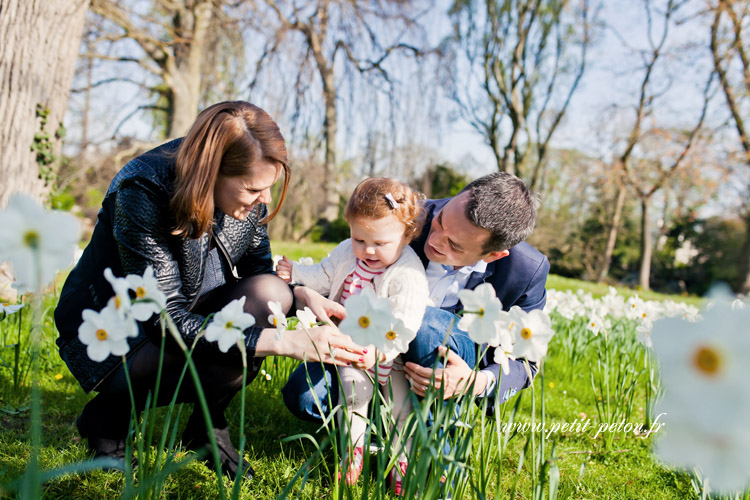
[388,459,408,495]
[339,446,364,485]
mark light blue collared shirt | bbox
[425,259,487,309]
[425,259,497,398]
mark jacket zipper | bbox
[212,231,240,280]
[186,234,208,312]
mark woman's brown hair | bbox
[344,177,425,243]
[170,101,291,238]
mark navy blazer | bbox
[409,198,551,402]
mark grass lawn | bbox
[0,241,714,499]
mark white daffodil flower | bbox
[457,283,506,346]
[652,289,750,492]
[295,306,317,330]
[636,320,653,348]
[104,268,133,317]
[0,302,24,316]
[651,291,750,435]
[338,288,394,349]
[493,329,515,375]
[378,317,416,359]
[0,193,81,293]
[78,302,136,362]
[586,313,611,336]
[508,306,555,362]
[654,420,750,493]
[125,266,166,321]
[298,257,314,266]
[205,297,255,353]
[625,295,646,321]
[267,300,288,340]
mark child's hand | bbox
[354,345,384,370]
[276,255,293,283]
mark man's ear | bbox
[483,249,510,264]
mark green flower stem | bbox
[119,354,138,491]
[13,305,22,391]
[20,291,43,500]
[18,248,46,500]
[231,340,248,499]
[163,314,227,499]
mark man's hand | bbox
[404,345,488,399]
[293,286,347,326]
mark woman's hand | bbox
[276,255,293,283]
[293,286,346,326]
[276,324,367,368]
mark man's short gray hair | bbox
[462,172,538,253]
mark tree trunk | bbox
[322,76,339,220]
[165,0,212,138]
[489,130,504,173]
[639,196,652,291]
[0,0,89,207]
[597,183,627,282]
[738,210,750,294]
[165,64,204,139]
[502,125,520,175]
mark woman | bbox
[54,101,364,479]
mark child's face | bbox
[349,214,408,270]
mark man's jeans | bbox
[281,306,477,422]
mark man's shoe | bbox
[183,426,254,481]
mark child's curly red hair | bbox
[344,177,425,243]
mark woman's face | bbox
[214,160,280,221]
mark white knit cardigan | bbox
[291,239,429,361]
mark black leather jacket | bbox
[54,139,273,393]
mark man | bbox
[282,172,549,420]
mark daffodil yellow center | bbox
[520,328,532,339]
[23,230,40,249]
[136,286,146,298]
[642,312,647,318]
[386,330,397,340]
[478,308,484,317]
[693,346,721,376]
[115,296,122,309]
[226,321,234,329]
[590,322,595,327]
[96,329,108,341]
[273,317,278,327]
[358,316,370,328]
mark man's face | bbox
[423,192,508,268]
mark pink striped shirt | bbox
[340,260,383,303]
[339,261,395,384]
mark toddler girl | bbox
[276,178,429,493]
